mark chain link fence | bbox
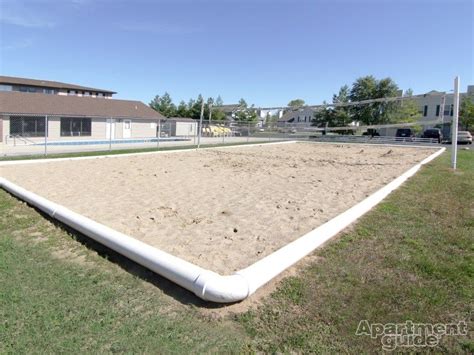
[0,113,444,158]
[0,114,305,158]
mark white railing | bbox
[4,135,37,146]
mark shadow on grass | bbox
[28,204,236,309]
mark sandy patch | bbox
[1,142,435,274]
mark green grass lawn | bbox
[1,148,472,353]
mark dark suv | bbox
[395,128,414,141]
[422,128,443,143]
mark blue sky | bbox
[0,0,472,107]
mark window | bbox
[443,104,454,116]
[60,117,92,136]
[435,105,440,116]
[423,105,428,117]
[10,116,46,137]
[0,84,12,91]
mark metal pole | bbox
[197,100,204,149]
[44,115,48,156]
[247,122,250,142]
[209,102,213,125]
[109,118,112,151]
[157,119,161,148]
[451,76,460,169]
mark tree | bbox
[265,113,278,129]
[349,76,399,125]
[210,108,226,121]
[204,97,213,120]
[149,92,177,117]
[188,94,204,120]
[234,98,258,122]
[387,89,421,124]
[312,85,351,127]
[176,100,189,117]
[460,96,474,130]
[288,99,305,108]
[215,95,224,107]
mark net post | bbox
[451,76,460,170]
[44,115,48,157]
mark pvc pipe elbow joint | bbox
[193,271,251,303]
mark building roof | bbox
[167,117,196,122]
[278,107,315,122]
[0,91,164,120]
[0,75,116,94]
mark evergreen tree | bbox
[176,100,189,117]
[149,92,177,117]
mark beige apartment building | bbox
[0,76,167,143]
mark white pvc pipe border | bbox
[0,146,445,303]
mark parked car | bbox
[422,128,443,143]
[457,131,473,144]
[395,128,414,141]
[362,129,380,137]
[444,131,473,144]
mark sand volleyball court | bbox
[1,142,435,274]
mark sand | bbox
[1,142,435,274]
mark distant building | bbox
[0,76,164,144]
[0,75,115,98]
[277,107,315,127]
[160,117,197,137]
[414,85,474,134]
